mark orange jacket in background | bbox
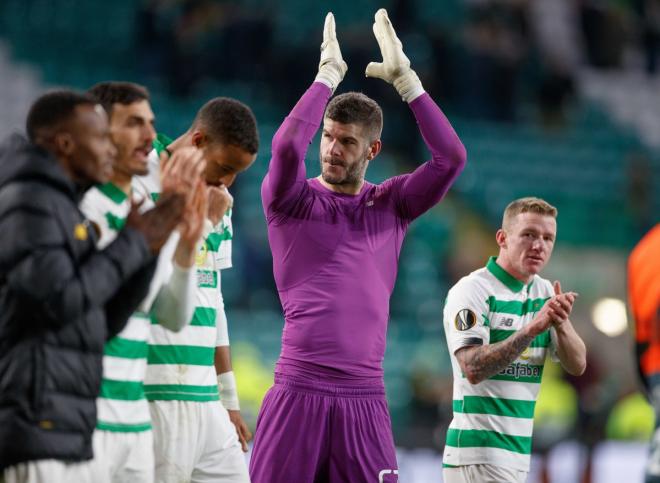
[629,224,660,379]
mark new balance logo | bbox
[500,317,514,327]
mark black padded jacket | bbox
[0,134,157,469]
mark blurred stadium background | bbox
[1,0,659,481]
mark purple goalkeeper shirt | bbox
[262,82,466,381]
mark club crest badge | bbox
[455,309,477,331]
[195,241,208,267]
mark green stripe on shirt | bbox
[96,421,151,432]
[453,396,536,419]
[147,345,215,366]
[105,212,126,232]
[206,230,232,251]
[144,383,219,402]
[489,329,551,348]
[486,297,549,316]
[446,428,532,454]
[97,182,128,204]
[99,379,145,401]
[104,337,149,359]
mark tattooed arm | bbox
[455,303,554,385]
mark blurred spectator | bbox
[635,0,660,75]
[626,151,654,238]
[536,59,576,129]
[458,2,529,121]
[579,0,626,69]
[404,368,453,449]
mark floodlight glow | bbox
[591,298,628,337]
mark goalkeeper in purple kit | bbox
[249,9,467,482]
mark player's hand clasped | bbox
[528,280,578,335]
[207,185,233,227]
[126,193,186,254]
[547,281,577,328]
[365,8,425,103]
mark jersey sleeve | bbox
[443,278,490,355]
[261,82,331,217]
[540,278,560,362]
[214,209,233,270]
[79,190,113,249]
[215,271,229,347]
[382,93,466,221]
[132,149,161,205]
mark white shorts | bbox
[90,429,154,483]
[149,400,249,483]
[3,458,109,483]
[443,464,528,483]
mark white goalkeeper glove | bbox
[314,12,348,93]
[365,8,425,103]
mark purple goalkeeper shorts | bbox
[249,374,399,483]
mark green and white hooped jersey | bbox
[442,257,557,472]
[80,183,152,432]
[138,134,233,402]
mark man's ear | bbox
[191,130,205,148]
[495,228,507,249]
[367,139,382,161]
[54,132,75,156]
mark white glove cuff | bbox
[315,60,346,93]
[393,69,425,103]
[217,371,240,411]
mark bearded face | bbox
[319,118,374,188]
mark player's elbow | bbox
[464,369,484,385]
[566,358,587,376]
[448,142,467,176]
[460,361,484,385]
[271,124,304,162]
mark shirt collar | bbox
[486,256,533,293]
[153,133,173,157]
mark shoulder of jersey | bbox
[80,187,104,212]
[449,267,491,295]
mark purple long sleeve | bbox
[391,93,467,220]
[261,84,466,381]
[262,82,332,211]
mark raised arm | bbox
[262,13,346,211]
[365,9,466,220]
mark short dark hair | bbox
[26,90,96,142]
[325,92,383,142]
[87,81,150,117]
[193,98,259,154]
